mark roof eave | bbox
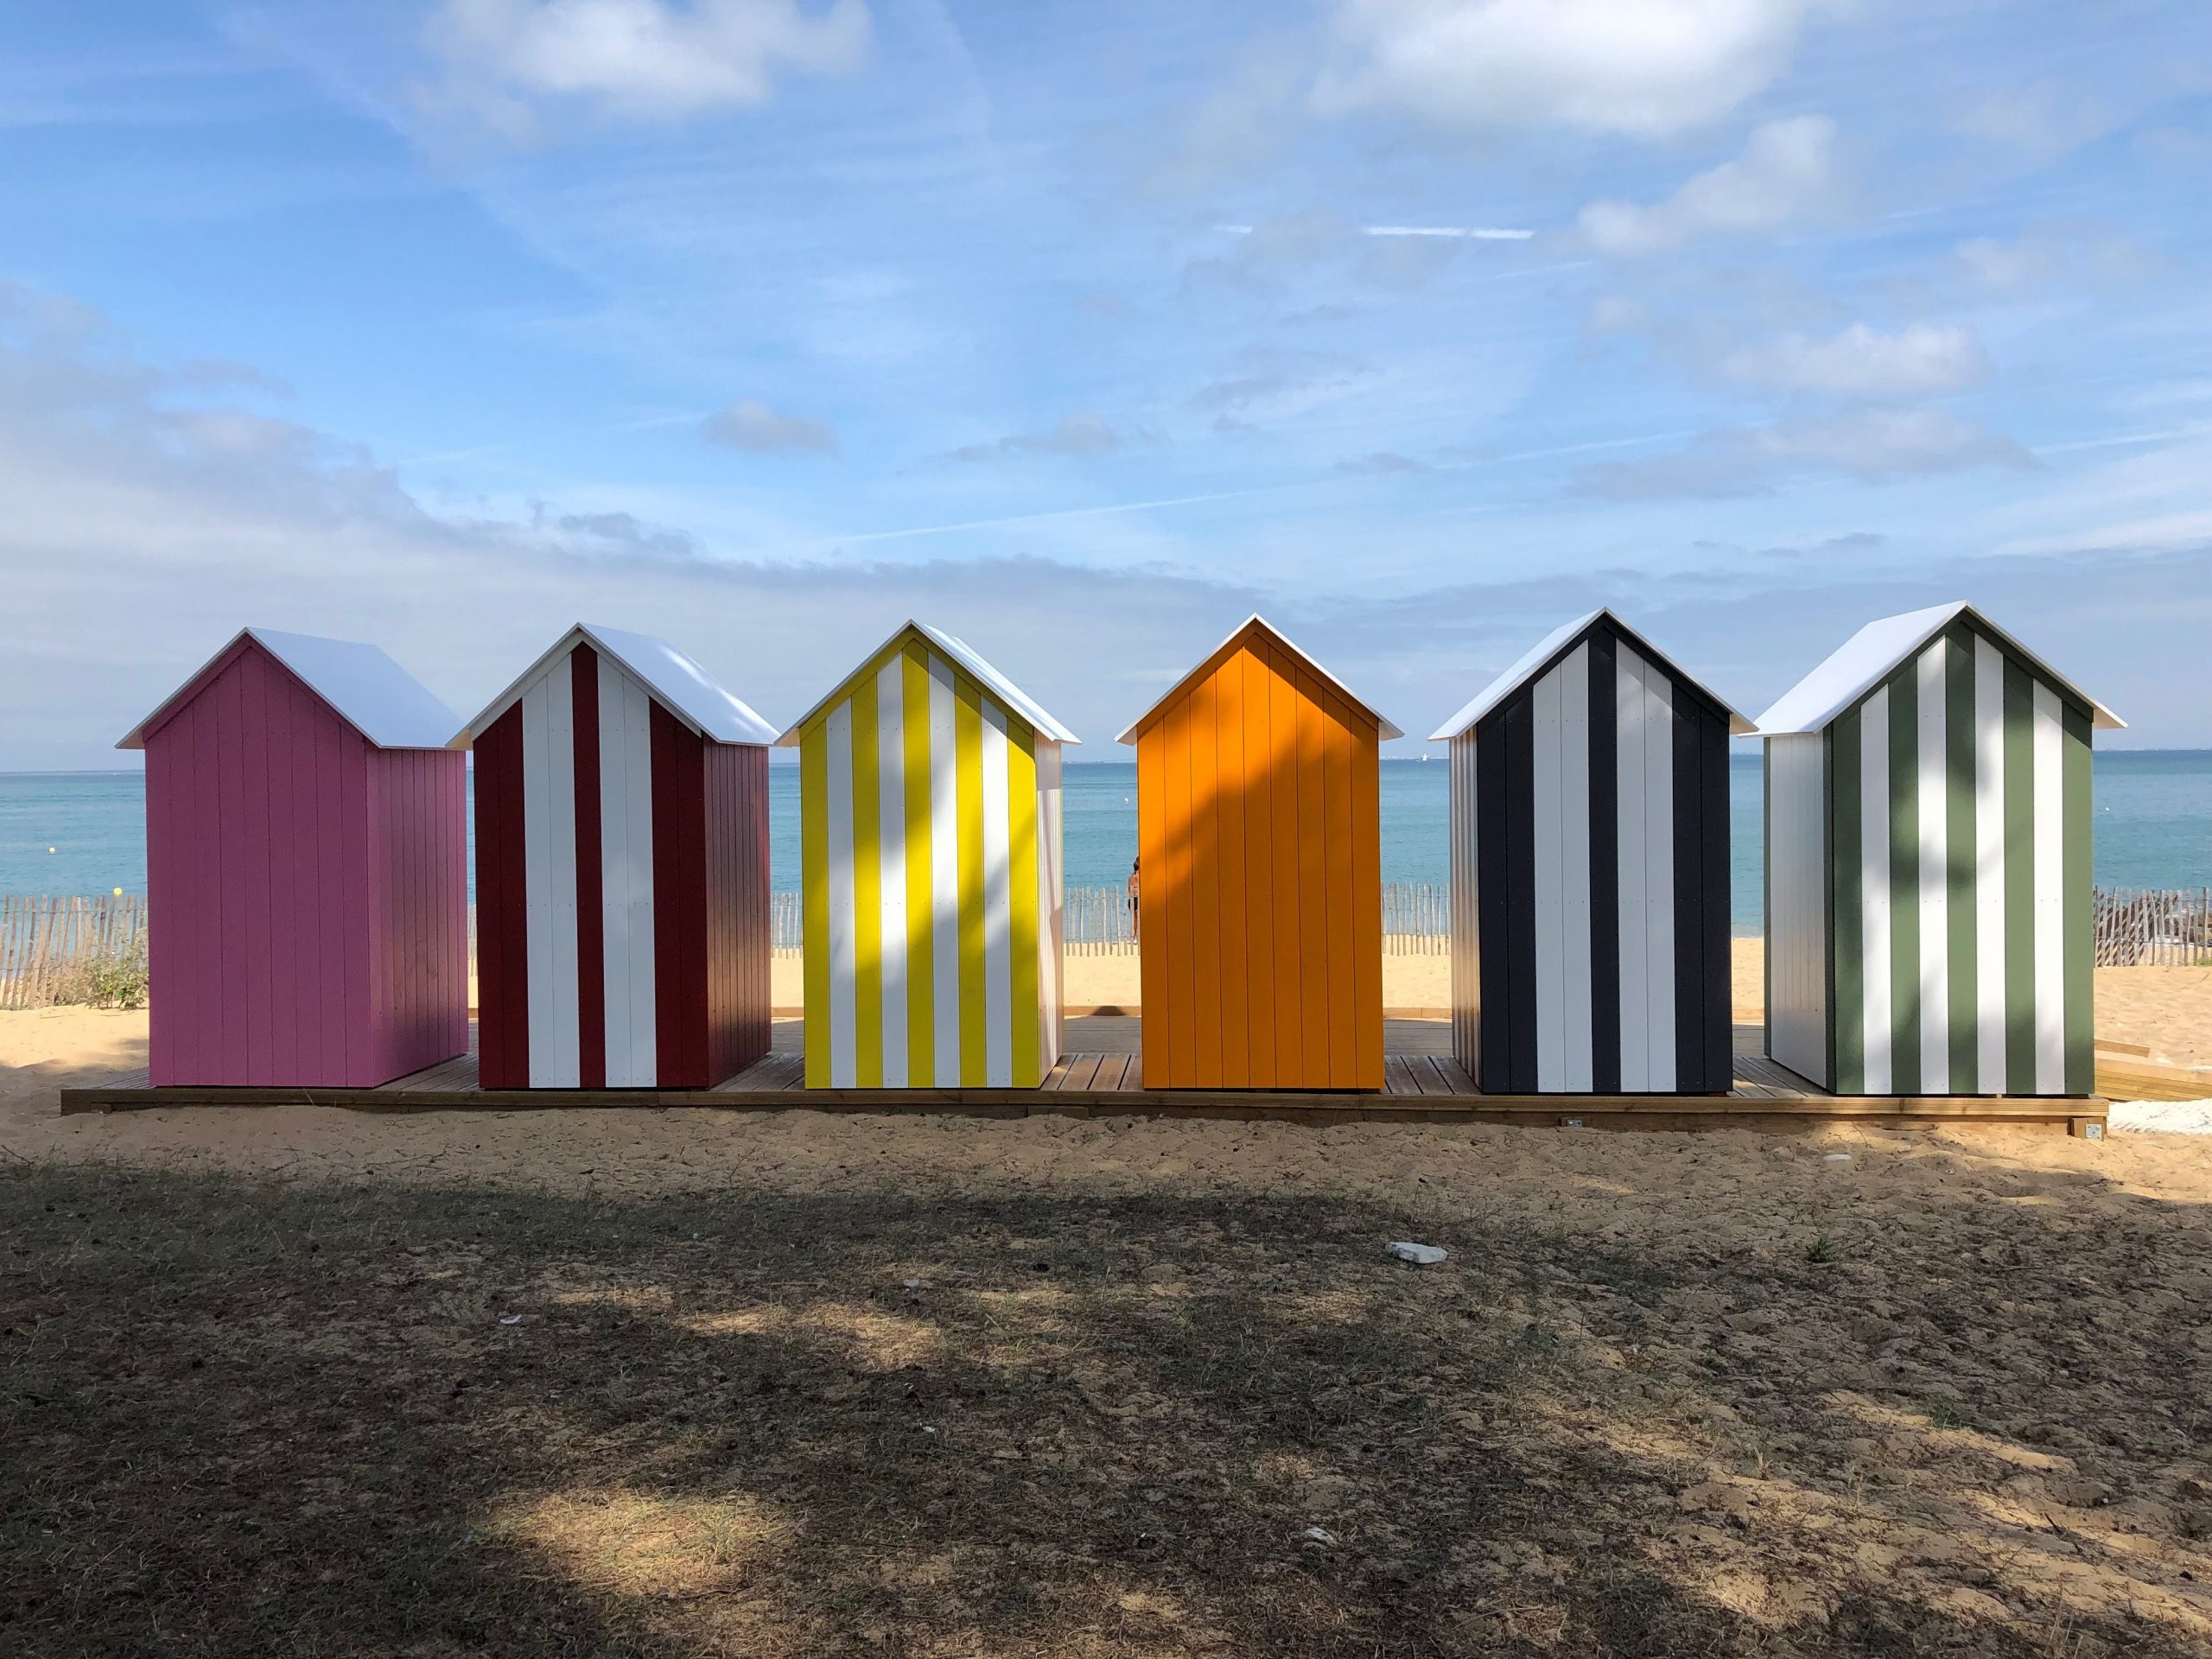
[1116,615,1401,745]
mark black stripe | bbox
[1474,712,1512,1094]
[1587,631,1621,1094]
[1503,695,1540,1094]
[1671,682,1705,1091]
[1700,702,1732,1093]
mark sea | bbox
[5,754,2209,936]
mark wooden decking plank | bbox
[1435,1055,1477,1093]
[1409,1056,1456,1096]
[1093,1054,1130,1092]
[1384,1058,1420,1096]
[1059,1054,1106,1092]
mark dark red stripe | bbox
[651,701,708,1087]
[474,705,530,1088]
[570,645,607,1089]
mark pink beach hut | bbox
[119,628,469,1088]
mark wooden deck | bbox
[58,1019,2107,1132]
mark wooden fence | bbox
[2095,887,2212,966]
[0,893,149,1010]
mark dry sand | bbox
[10,1003,2212,1653]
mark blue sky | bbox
[3,0,2209,766]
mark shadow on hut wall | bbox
[5,1147,2207,1656]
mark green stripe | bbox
[1946,628,1976,1093]
[1888,665,1920,1095]
[1831,710,1863,1095]
[2004,662,2036,1090]
[2063,703,2093,1094]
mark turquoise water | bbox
[7,753,2209,933]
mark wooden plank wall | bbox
[704,741,773,1084]
[1135,627,1384,1090]
[140,639,467,1087]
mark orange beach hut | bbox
[1116,617,1400,1090]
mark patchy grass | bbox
[3,1161,2209,1657]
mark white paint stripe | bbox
[1643,664,1676,1091]
[624,673,656,1084]
[1560,643,1593,1092]
[1531,661,1566,1090]
[2032,683,2064,1092]
[1036,742,1064,1071]
[1615,646,1649,1090]
[544,652,579,1088]
[1974,637,2005,1094]
[825,701,857,1089]
[928,656,960,1086]
[600,659,657,1086]
[876,657,908,1087]
[981,703,1013,1088]
[1917,643,1949,1092]
[1860,686,1893,1095]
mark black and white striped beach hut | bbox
[1432,611,1753,1096]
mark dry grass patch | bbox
[4,1155,2209,1656]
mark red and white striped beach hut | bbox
[454,626,778,1090]
[119,627,469,1089]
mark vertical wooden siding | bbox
[145,638,463,1088]
[796,637,1063,1090]
[704,741,773,1084]
[1824,620,2094,1096]
[474,643,769,1090]
[1136,632,1383,1090]
[1452,624,1733,1096]
[365,744,470,1085]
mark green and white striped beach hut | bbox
[1756,603,2123,1097]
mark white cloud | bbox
[421,0,870,132]
[1580,114,1838,255]
[1315,0,1823,139]
[949,414,1123,461]
[1954,80,2113,161]
[700,397,837,454]
[1719,322,1989,399]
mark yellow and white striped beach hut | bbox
[779,622,1077,1090]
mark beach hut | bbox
[779,622,1077,1090]
[1117,617,1397,1090]
[454,625,778,1090]
[119,627,467,1088]
[1429,611,1754,1096]
[1755,601,2123,1096]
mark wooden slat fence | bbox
[0,893,149,1010]
[2095,886,2212,966]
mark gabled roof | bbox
[1752,601,2125,735]
[773,620,1080,747]
[118,627,461,751]
[1115,615,1402,745]
[452,624,777,747]
[1428,608,1755,742]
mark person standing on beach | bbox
[1127,856,1140,942]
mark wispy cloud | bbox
[949,413,1123,462]
[416,0,872,137]
[1580,115,1840,256]
[700,398,838,455]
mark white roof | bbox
[453,624,778,747]
[1429,608,1755,741]
[118,627,461,751]
[774,620,1080,747]
[1753,601,2125,734]
[1116,615,1402,744]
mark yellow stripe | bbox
[1007,716,1039,1087]
[903,645,934,1088]
[955,673,987,1086]
[800,724,830,1087]
[850,673,881,1088]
